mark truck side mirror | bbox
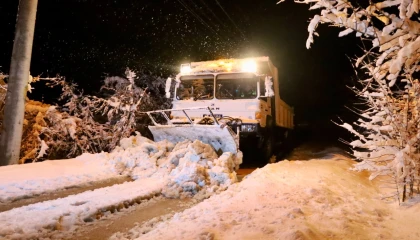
[165,77,172,98]
[264,76,275,97]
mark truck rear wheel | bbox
[263,134,275,163]
[262,117,275,163]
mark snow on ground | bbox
[0,133,240,203]
[113,150,420,240]
[0,133,242,239]
[0,179,165,239]
[0,154,112,203]
[83,134,241,198]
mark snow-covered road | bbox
[1,137,419,240]
[114,149,420,240]
[0,178,165,239]
[0,134,243,239]
[0,156,115,203]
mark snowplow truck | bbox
[143,56,294,163]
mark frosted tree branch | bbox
[283,0,420,201]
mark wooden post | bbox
[0,0,38,165]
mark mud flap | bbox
[149,125,239,154]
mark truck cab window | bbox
[216,74,258,99]
[176,75,214,100]
[259,77,266,97]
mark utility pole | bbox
[0,0,38,165]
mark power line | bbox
[193,0,247,42]
[197,0,227,30]
[187,0,241,42]
[186,0,227,34]
[214,0,247,40]
[176,0,219,36]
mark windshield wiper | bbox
[193,93,211,101]
[224,89,235,100]
[193,93,202,101]
[218,84,235,100]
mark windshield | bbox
[176,75,214,100]
[216,74,258,99]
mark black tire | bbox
[276,129,297,160]
[262,116,275,163]
[264,133,274,163]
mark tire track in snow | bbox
[61,197,197,240]
[0,178,166,239]
[0,176,132,213]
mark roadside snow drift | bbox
[0,134,242,239]
[0,157,113,203]
[114,151,420,240]
[102,134,241,198]
[0,134,241,203]
[0,179,164,239]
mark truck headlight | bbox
[241,60,257,73]
[180,64,191,74]
[241,124,257,132]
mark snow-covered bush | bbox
[19,100,50,163]
[132,69,173,126]
[0,74,52,163]
[40,105,111,159]
[286,0,420,201]
[37,68,171,160]
[0,68,171,162]
[0,74,94,162]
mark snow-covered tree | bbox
[283,0,420,201]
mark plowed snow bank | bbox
[0,134,241,203]
[0,179,164,239]
[95,134,240,198]
[0,158,112,202]
[0,134,242,239]
[116,152,420,240]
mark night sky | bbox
[0,0,361,141]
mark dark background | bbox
[0,0,362,144]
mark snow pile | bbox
[0,133,240,203]
[116,153,420,240]
[93,134,239,198]
[162,140,238,199]
[185,57,269,74]
[0,134,241,239]
[150,125,241,167]
[85,135,174,180]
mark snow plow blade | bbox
[141,107,239,155]
[149,125,238,154]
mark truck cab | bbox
[164,57,294,162]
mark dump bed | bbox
[276,98,294,129]
[264,58,294,129]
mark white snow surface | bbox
[0,134,239,203]
[149,125,241,168]
[115,150,420,240]
[0,134,241,239]
[0,179,164,239]
[0,156,112,203]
